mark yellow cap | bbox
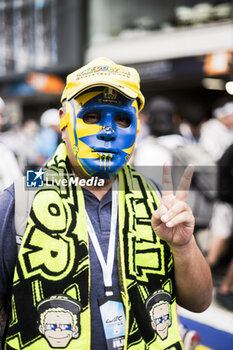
[61,57,145,111]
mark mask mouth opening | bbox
[92,149,118,155]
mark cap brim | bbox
[66,82,138,102]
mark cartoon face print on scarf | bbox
[37,294,82,348]
[62,87,139,178]
[145,290,172,341]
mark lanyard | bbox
[86,179,118,297]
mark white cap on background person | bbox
[40,108,59,128]
[213,101,233,119]
[0,97,5,112]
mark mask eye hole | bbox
[83,113,101,124]
[115,115,131,128]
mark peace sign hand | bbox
[151,163,195,248]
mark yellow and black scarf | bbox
[5,143,183,349]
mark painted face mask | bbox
[62,87,140,178]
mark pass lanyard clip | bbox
[86,179,118,297]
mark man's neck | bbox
[71,163,117,201]
[83,177,116,201]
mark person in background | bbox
[133,96,187,186]
[0,97,22,194]
[16,119,40,173]
[179,104,207,143]
[216,258,233,311]
[199,97,233,162]
[36,108,61,167]
[200,99,233,269]
[214,144,233,311]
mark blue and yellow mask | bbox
[61,87,140,178]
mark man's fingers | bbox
[176,166,194,201]
[160,201,189,224]
[162,162,173,198]
[162,211,194,229]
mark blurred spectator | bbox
[179,104,207,143]
[217,144,233,205]
[206,143,233,268]
[201,99,233,268]
[17,119,40,173]
[0,98,7,132]
[214,144,233,311]
[36,108,61,167]
[133,96,186,185]
[216,259,233,311]
[199,97,233,161]
[0,97,22,193]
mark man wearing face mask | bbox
[0,58,212,350]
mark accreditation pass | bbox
[98,295,126,350]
